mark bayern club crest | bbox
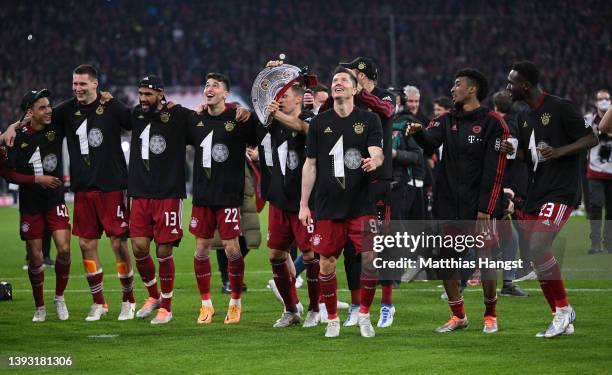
[42,153,58,172]
[190,217,198,228]
[21,221,30,233]
[312,234,322,246]
[149,135,167,155]
[287,150,299,170]
[344,148,362,170]
[88,128,104,148]
[212,143,229,162]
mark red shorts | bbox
[312,215,377,258]
[20,204,71,241]
[130,198,183,244]
[189,205,241,240]
[73,190,129,239]
[267,203,312,251]
[522,202,572,233]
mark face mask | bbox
[597,99,610,112]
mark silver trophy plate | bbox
[251,64,302,125]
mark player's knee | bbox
[79,238,96,253]
[302,250,315,261]
[268,249,287,263]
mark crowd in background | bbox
[1,0,610,128]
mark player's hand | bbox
[236,107,251,123]
[266,60,284,68]
[299,205,313,227]
[405,122,423,136]
[2,121,22,147]
[303,92,315,108]
[265,100,279,116]
[500,139,516,155]
[166,100,177,109]
[361,157,379,172]
[476,211,491,235]
[35,175,62,189]
[391,149,398,159]
[246,146,259,161]
[99,91,114,104]
[538,144,560,160]
[196,103,208,115]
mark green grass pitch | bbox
[0,202,611,374]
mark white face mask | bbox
[597,99,610,112]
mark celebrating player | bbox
[8,90,71,322]
[504,61,598,337]
[300,67,384,338]
[188,73,256,324]
[262,78,320,328]
[128,75,193,324]
[408,68,509,334]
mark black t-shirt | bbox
[187,108,257,207]
[54,97,131,192]
[128,104,191,199]
[256,124,272,200]
[8,123,66,214]
[264,111,314,212]
[517,93,593,212]
[306,107,383,220]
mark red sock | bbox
[484,295,497,317]
[359,275,377,314]
[228,253,244,300]
[448,297,465,319]
[537,279,556,312]
[54,257,70,297]
[194,254,212,300]
[135,254,159,299]
[319,272,338,319]
[350,288,361,305]
[534,250,568,309]
[290,278,299,307]
[119,271,135,303]
[271,261,297,312]
[158,255,175,312]
[381,284,393,305]
[304,258,320,312]
[28,265,45,308]
[86,269,105,305]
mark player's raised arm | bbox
[598,107,612,133]
[410,117,447,154]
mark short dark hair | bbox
[511,60,540,86]
[595,89,610,98]
[455,68,489,101]
[73,64,98,79]
[311,83,329,94]
[434,96,453,110]
[332,66,358,88]
[290,84,305,96]
[493,91,513,114]
[206,72,230,91]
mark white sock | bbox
[55,295,64,301]
[201,299,213,307]
[230,298,241,307]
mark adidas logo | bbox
[138,115,144,119]
[382,96,392,101]
[542,219,550,226]
[233,225,240,231]
[197,121,204,127]
[120,222,128,228]
[75,110,81,116]
[21,142,28,148]
[522,121,528,128]
[171,228,179,234]
[324,127,333,133]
